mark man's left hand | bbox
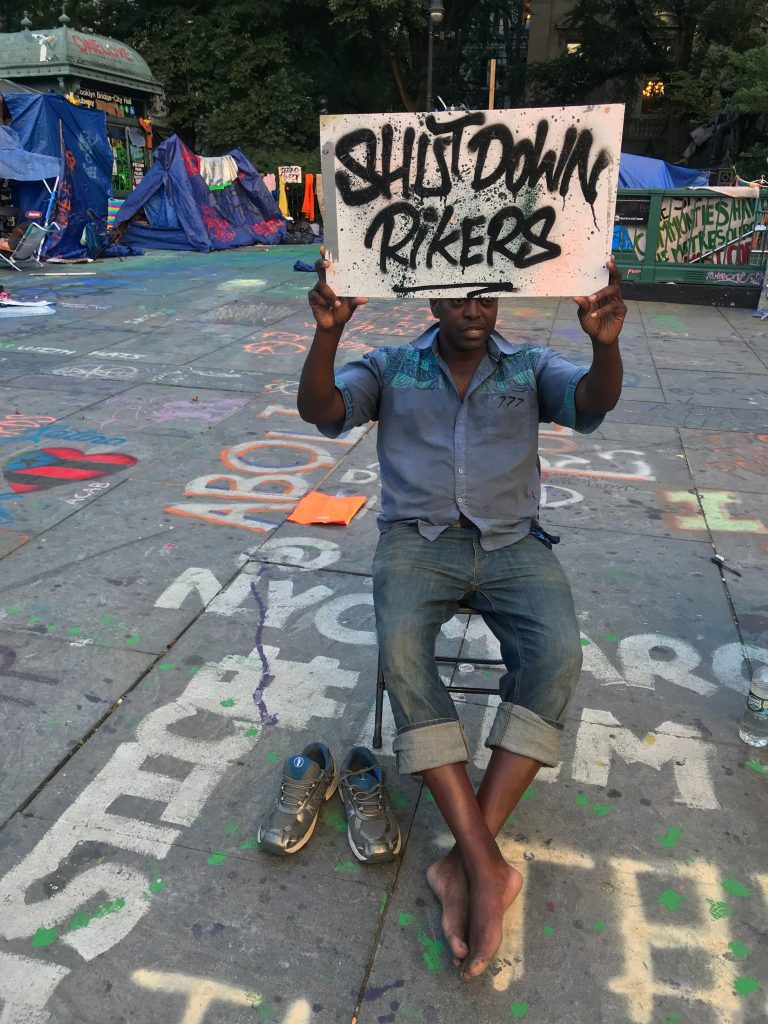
[573,257,627,346]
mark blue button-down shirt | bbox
[319,324,604,550]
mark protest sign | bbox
[278,165,302,184]
[320,105,624,298]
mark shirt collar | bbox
[412,323,523,360]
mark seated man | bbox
[297,257,626,980]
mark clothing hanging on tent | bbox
[301,172,315,222]
[199,155,238,188]
[278,175,289,217]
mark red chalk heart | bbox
[3,446,138,494]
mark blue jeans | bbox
[372,523,583,774]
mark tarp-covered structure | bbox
[2,92,112,259]
[619,152,709,189]
[113,135,287,251]
[0,124,59,180]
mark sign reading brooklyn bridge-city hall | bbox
[320,105,624,298]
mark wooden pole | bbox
[488,58,497,110]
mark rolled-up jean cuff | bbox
[485,702,563,767]
[393,721,469,775]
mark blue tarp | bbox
[3,93,112,260]
[0,125,60,181]
[618,152,709,189]
[113,135,287,251]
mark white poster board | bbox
[278,165,302,184]
[320,105,624,299]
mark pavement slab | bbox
[0,247,766,1024]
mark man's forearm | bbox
[575,341,623,413]
[297,324,346,423]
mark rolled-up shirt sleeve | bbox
[316,347,389,439]
[535,348,604,434]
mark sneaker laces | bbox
[342,771,384,816]
[279,775,315,809]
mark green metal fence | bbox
[611,188,768,289]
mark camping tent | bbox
[113,135,287,251]
[2,92,112,260]
[618,152,709,189]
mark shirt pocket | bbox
[484,387,536,441]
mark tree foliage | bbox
[1,1,527,167]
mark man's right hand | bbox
[308,256,368,331]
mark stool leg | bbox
[373,655,385,750]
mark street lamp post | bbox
[425,0,445,112]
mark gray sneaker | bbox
[258,742,337,855]
[339,746,401,864]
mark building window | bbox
[641,78,665,112]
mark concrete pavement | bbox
[0,246,766,1024]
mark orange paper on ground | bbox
[287,491,366,525]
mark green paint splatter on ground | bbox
[28,615,41,624]
[575,794,590,806]
[157,662,175,671]
[187,666,199,675]
[423,790,435,803]
[660,1014,682,1024]
[728,940,752,958]
[99,615,115,626]
[591,803,612,816]
[520,787,534,801]
[505,812,517,826]
[722,879,750,898]
[224,820,241,835]
[746,759,768,775]
[254,1005,274,1023]
[46,721,61,729]
[334,861,360,875]
[417,932,447,973]
[399,912,414,926]
[265,752,281,762]
[70,911,90,931]
[125,635,140,645]
[68,626,82,635]
[509,1001,529,1018]
[602,633,619,643]
[379,892,388,915]
[91,897,125,919]
[658,827,684,848]
[240,836,259,850]
[580,637,591,646]
[657,890,685,911]
[707,898,731,920]
[733,977,761,996]
[46,623,60,631]
[244,726,259,738]
[207,850,228,866]
[393,789,410,807]
[543,925,554,935]
[219,697,236,708]
[594,921,605,931]
[149,875,165,894]
[32,926,57,948]
[6,605,20,614]
[320,804,347,833]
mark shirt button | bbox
[458,468,464,474]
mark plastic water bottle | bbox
[738,665,768,747]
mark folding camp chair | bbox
[0,221,58,271]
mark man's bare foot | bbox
[426,850,469,961]
[461,862,523,981]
